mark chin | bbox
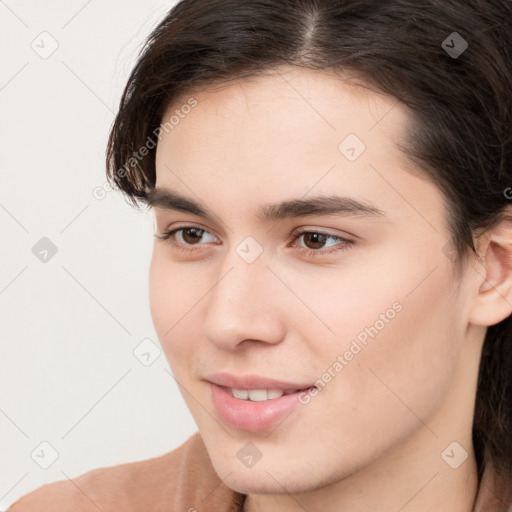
[203,432,352,496]
[224,469,318,495]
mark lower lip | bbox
[209,383,313,432]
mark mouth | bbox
[204,372,315,394]
[206,374,317,432]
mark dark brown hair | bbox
[106,0,512,494]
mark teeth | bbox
[248,389,268,401]
[232,389,249,400]
[230,388,286,401]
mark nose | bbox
[202,247,286,351]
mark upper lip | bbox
[205,372,315,391]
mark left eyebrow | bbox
[257,194,387,222]
[144,187,387,222]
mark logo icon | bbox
[441,441,468,469]
[237,443,263,468]
[339,134,366,162]
[442,32,468,59]
[31,441,59,469]
[31,32,59,60]
[236,236,263,264]
[133,338,161,366]
[32,237,58,263]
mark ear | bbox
[468,209,512,327]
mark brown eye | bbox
[181,228,206,245]
[155,226,218,253]
[302,232,329,250]
[290,229,354,258]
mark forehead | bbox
[155,66,412,174]
[162,66,406,138]
[152,66,443,231]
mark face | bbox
[148,66,476,494]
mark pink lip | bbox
[205,373,316,432]
[204,372,314,391]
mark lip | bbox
[204,372,315,392]
[205,373,316,432]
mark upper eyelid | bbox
[161,224,348,236]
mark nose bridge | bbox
[202,240,283,348]
[215,234,270,305]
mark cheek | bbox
[295,271,459,466]
[323,266,459,435]
[148,249,204,365]
[307,243,460,402]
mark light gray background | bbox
[0,1,197,509]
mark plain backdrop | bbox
[0,1,198,509]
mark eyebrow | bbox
[145,187,387,222]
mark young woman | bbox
[9,0,512,511]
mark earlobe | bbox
[468,220,512,327]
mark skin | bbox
[148,66,512,512]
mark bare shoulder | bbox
[6,433,202,512]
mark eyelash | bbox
[155,226,354,258]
